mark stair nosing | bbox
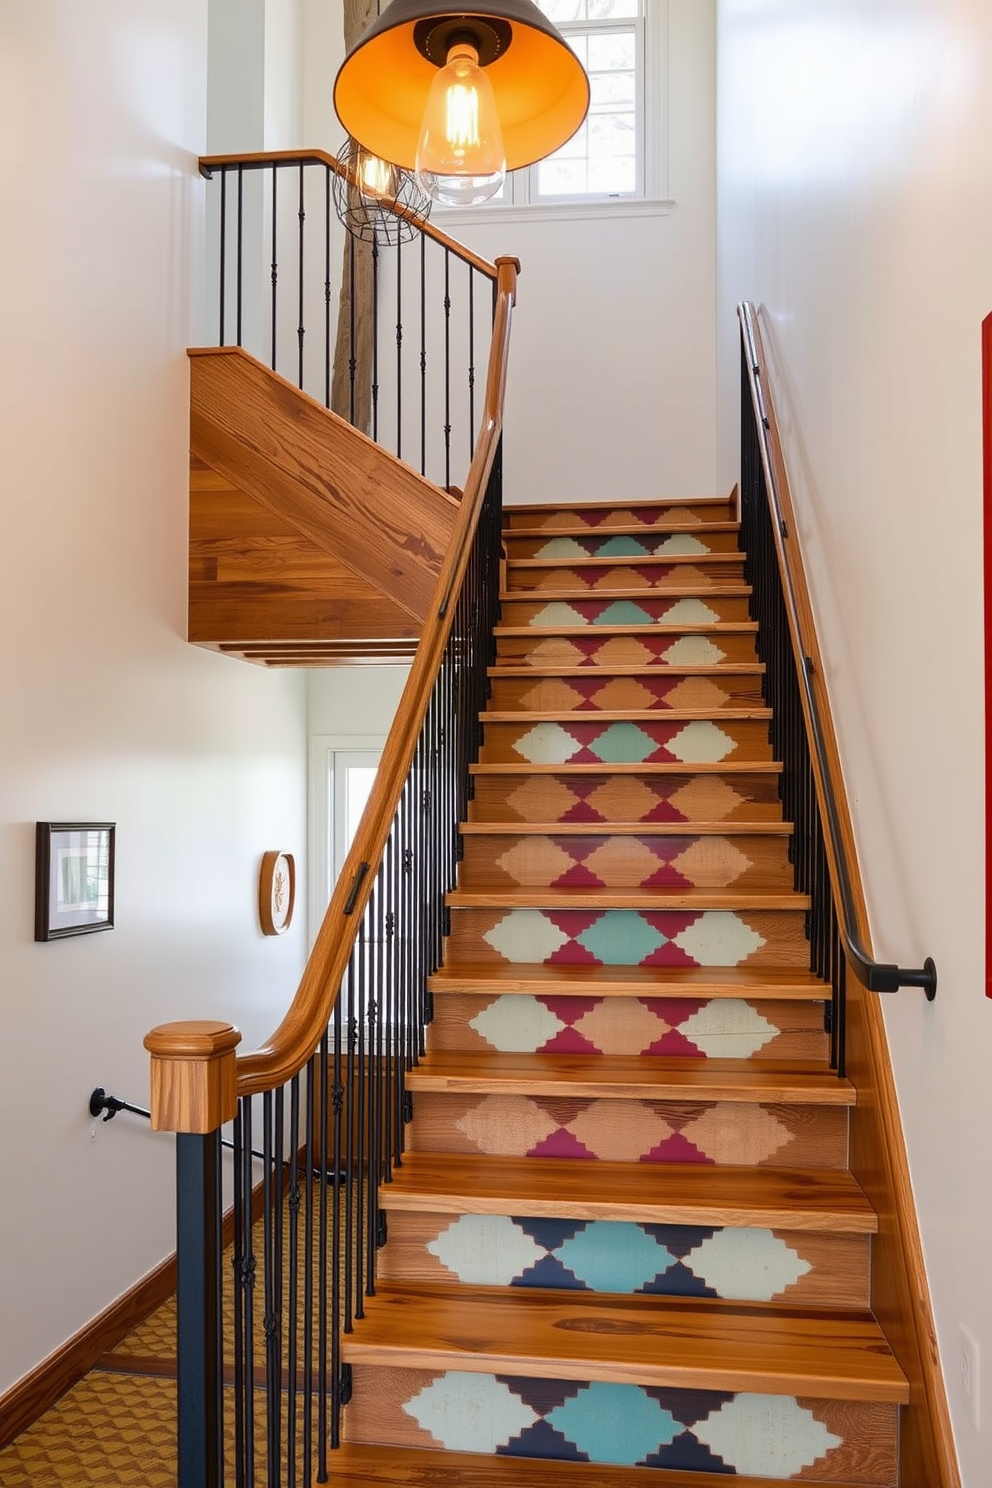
[458,821,793,835]
[341,1284,907,1403]
[470,762,784,775]
[379,1154,878,1233]
[479,708,773,722]
[426,963,830,999]
[406,1052,855,1105]
[446,889,810,910]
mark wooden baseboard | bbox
[0,1250,177,1451]
[0,1167,269,1451]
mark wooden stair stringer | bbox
[187,345,460,662]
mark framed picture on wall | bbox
[35,822,116,941]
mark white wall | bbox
[716,3,992,1479]
[302,0,719,506]
[0,0,308,1396]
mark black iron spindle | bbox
[270,164,278,370]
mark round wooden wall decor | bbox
[259,851,296,936]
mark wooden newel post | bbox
[144,1021,242,1488]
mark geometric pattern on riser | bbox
[506,533,742,560]
[447,908,811,969]
[428,995,827,1062]
[479,720,773,766]
[496,634,761,668]
[467,773,786,826]
[505,504,734,531]
[501,597,753,626]
[487,674,766,713]
[457,835,793,893]
[344,1367,898,1483]
[405,1095,849,1169]
[509,561,746,593]
[377,1214,870,1309]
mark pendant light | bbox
[332,1,431,245]
[333,2,590,207]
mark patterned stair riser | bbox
[488,673,766,713]
[508,561,746,593]
[377,1214,868,1309]
[406,1094,848,1169]
[495,633,762,668]
[505,503,735,531]
[458,836,794,893]
[480,720,773,767]
[506,532,742,561]
[501,596,753,627]
[428,995,827,1062]
[344,1367,897,1483]
[468,772,786,826]
[447,908,810,970]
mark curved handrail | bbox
[233,255,518,1097]
[198,148,500,280]
[738,302,936,999]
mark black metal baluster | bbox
[420,233,427,476]
[271,164,278,371]
[318,1026,331,1476]
[237,165,244,347]
[443,248,452,490]
[232,1104,247,1488]
[355,920,368,1315]
[219,168,227,346]
[468,264,476,442]
[324,167,332,408]
[302,1057,315,1485]
[242,1098,256,1488]
[348,240,357,426]
[372,239,380,444]
[297,161,306,388]
[396,238,403,458]
[262,1091,279,1488]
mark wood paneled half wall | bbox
[188,348,460,666]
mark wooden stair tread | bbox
[470,762,783,776]
[381,1153,878,1233]
[508,555,744,569]
[500,585,753,601]
[327,1443,865,1488]
[447,889,809,910]
[504,522,741,539]
[489,664,766,677]
[479,708,772,722]
[427,963,830,1000]
[495,623,758,637]
[341,1285,907,1402]
[459,821,793,836]
[406,1052,854,1104]
[505,496,734,515]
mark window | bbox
[308,737,383,944]
[529,0,642,202]
[442,0,666,216]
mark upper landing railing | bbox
[200,147,502,493]
[737,303,937,1071]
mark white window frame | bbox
[308,734,384,946]
[435,0,672,225]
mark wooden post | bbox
[144,1019,241,1133]
[144,1021,242,1488]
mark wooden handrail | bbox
[228,255,517,1099]
[738,302,936,999]
[198,149,501,281]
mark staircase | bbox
[330,493,909,1484]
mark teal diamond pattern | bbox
[594,600,654,626]
[576,912,667,965]
[590,722,658,763]
[556,1222,675,1293]
[593,535,650,557]
[547,1382,682,1465]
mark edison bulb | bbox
[357,149,397,198]
[415,43,505,207]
